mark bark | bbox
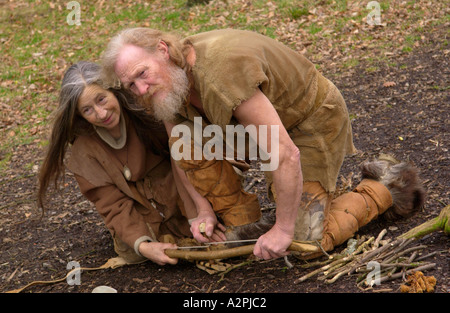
[165,241,320,260]
[399,205,449,239]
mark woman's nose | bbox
[95,106,108,119]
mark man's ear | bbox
[157,40,170,60]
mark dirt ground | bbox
[0,28,448,295]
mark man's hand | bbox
[253,223,292,260]
[138,241,179,265]
[190,210,227,243]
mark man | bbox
[101,28,424,260]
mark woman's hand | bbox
[190,209,227,243]
[138,241,179,265]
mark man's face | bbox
[114,44,189,122]
[114,44,169,99]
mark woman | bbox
[37,61,205,265]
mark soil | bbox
[0,29,448,296]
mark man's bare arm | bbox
[233,89,303,259]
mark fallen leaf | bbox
[383,81,397,87]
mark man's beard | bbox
[141,63,190,122]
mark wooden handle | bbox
[165,241,320,261]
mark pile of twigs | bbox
[294,229,436,289]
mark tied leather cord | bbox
[120,120,131,181]
[122,144,131,181]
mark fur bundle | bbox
[224,210,276,246]
[225,156,426,245]
[360,158,426,220]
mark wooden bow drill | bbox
[165,240,322,260]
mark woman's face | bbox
[77,84,121,136]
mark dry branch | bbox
[165,240,320,261]
[294,228,438,287]
[399,205,450,239]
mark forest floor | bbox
[0,0,448,296]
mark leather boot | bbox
[321,179,393,251]
[294,181,332,242]
[321,157,425,252]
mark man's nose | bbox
[135,80,149,96]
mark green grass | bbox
[308,23,323,35]
[343,59,360,68]
[288,7,310,19]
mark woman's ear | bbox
[157,40,170,60]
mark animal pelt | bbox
[225,156,426,245]
[360,157,426,221]
[224,210,276,246]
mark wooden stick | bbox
[373,229,388,248]
[166,245,254,261]
[165,241,320,261]
[295,265,327,284]
[377,263,436,284]
[325,267,352,284]
[398,205,449,239]
[382,245,427,264]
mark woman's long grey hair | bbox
[59,61,102,141]
[37,61,168,212]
